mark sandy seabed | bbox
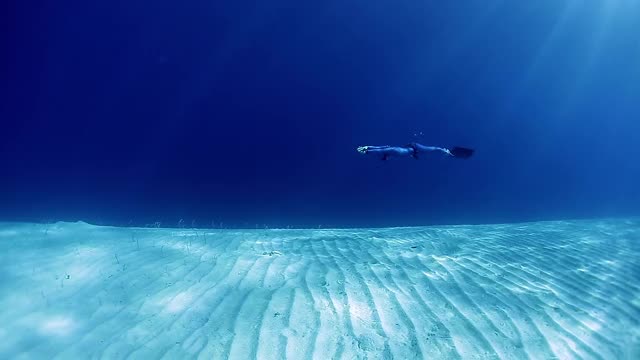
[0,219,639,359]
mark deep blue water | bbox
[3,1,640,228]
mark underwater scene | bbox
[2,1,640,359]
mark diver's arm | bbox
[360,147,391,155]
[357,145,392,154]
[357,145,414,158]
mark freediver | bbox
[357,143,474,160]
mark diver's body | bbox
[357,143,474,160]
[357,145,416,160]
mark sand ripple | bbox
[0,219,638,359]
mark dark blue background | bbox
[3,1,640,227]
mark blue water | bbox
[2,5,640,356]
[3,1,639,228]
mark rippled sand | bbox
[1,219,639,359]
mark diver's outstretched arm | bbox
[357,145,415,160]
[357,145,391,154]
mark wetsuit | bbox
[357,143,473,160]
[357,145,417,160]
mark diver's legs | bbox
[413,143,452,156]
